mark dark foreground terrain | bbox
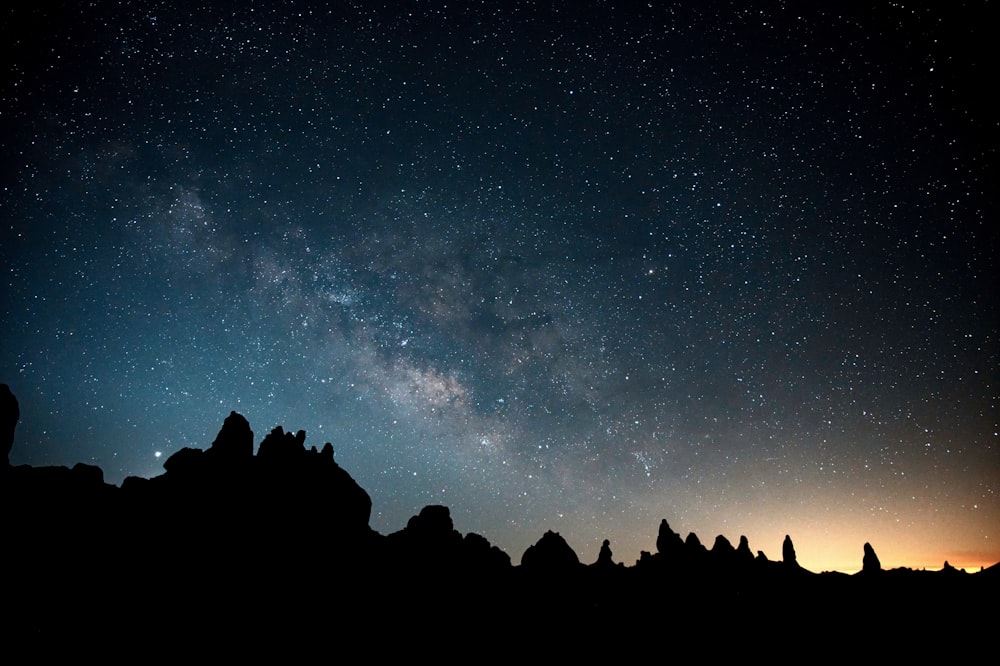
[2,386,995,656]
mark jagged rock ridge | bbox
[1,390,997,653]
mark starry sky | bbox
[2,1,996,573]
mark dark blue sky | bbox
[2,1,996,572]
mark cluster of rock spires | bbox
[1,386,995,653]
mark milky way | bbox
[2,2,996,572]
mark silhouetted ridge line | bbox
[1,388,996,652]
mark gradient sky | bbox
[2,1,996,574]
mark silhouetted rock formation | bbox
[685,531,708,560]
[161,444,204,475]
[713,533,734,552]
[736,535,755,565]
[783,534,798,567]
[407,503,455,535]
[463,530,513,570]
[1,383,18,464]
[208,409,254,462]
[863,542,882,573]
[595,538,614,567]
[656,518,685,558]
[381,503,512,615]
[2,384,997,655]
[711,534,736,559]
[385,503,464,571]
[521,529,580,571]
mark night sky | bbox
[2,1,996,573]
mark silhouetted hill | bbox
[1,388,995,656]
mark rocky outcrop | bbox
[656,518,684,557]
[384,504,511,575]
[594,538,614,567]
[1,384,996,653]
[521,530,580,571]
[783,534,798,567]
[863,542,882,573]
[711,534,736,559]
[385,503,465,568]
[464,531,513,570]
[256,425,307,463]
[208,410,254,463]
[685,531,708,559]
[1,383,19,465]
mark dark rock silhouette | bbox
[711,534,736,558]
[406,503,455,535]
[161,445,204,474]
[1,384,996,655]
[385,503,465,570]
[684,531,708,558]
[1,383,18,464]
[208,409,254,462]
[382,503,512,597]
[593,538,614,567]
[783,534,798,567]
[521,529,580,570]
[257,424,307,462]
[656,518,685,558]
[863,542,882,573]
[463,530,513,570]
